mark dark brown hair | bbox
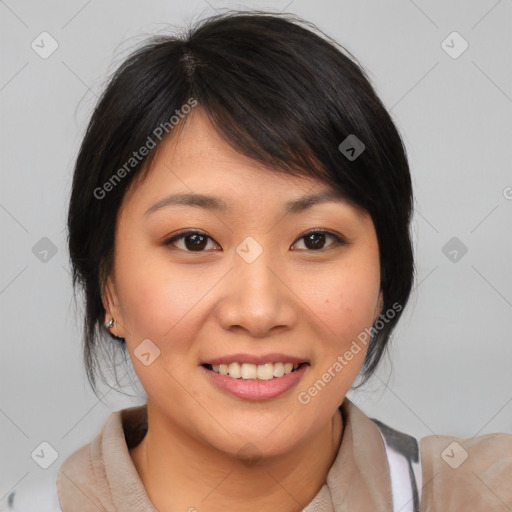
[67,10,414,397]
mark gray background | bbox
[1,0,511,505]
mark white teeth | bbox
[208,361,305,380]
[257,363,273,380]
[241,363,257,379]
[228,362,241,378]
[273,362,285,377]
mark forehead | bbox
[156,109,306,178]
[133,108,334,200]
[119,107,373,229]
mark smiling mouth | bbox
[201,362,309,380]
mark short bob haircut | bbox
[67,10,414,396]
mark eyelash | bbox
[163,229,347,253]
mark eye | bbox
[163,229,347,253]
[164,230,220,252]
[291,230,346,251]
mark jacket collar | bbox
[57,398,392,511]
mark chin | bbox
[194,419,296,458]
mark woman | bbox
[55,10,511,512]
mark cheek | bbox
[307,252,380,345]
[334,271,379,335]
[113,239,200,342]
[294,254,380,415]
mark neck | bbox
[129,402,343,512]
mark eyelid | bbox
[163,229,219,248]
[291,228,349,250]
[163,228,348,252]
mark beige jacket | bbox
[56,398,512,511]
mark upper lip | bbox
[201,353,309,366]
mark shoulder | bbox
[55,406,146,511]
[0,443,100,512]
[57,440,98,490]
[55,425,111,511]
[420,432,512,510]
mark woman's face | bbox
[106,108,381,459]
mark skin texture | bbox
[104,108,382,512]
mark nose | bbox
[215,249,298,338]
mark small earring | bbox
[106,317,114,329]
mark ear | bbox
[102,274,126,339]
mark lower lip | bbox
[201,364,308,401]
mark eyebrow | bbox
[144,189,347,217]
